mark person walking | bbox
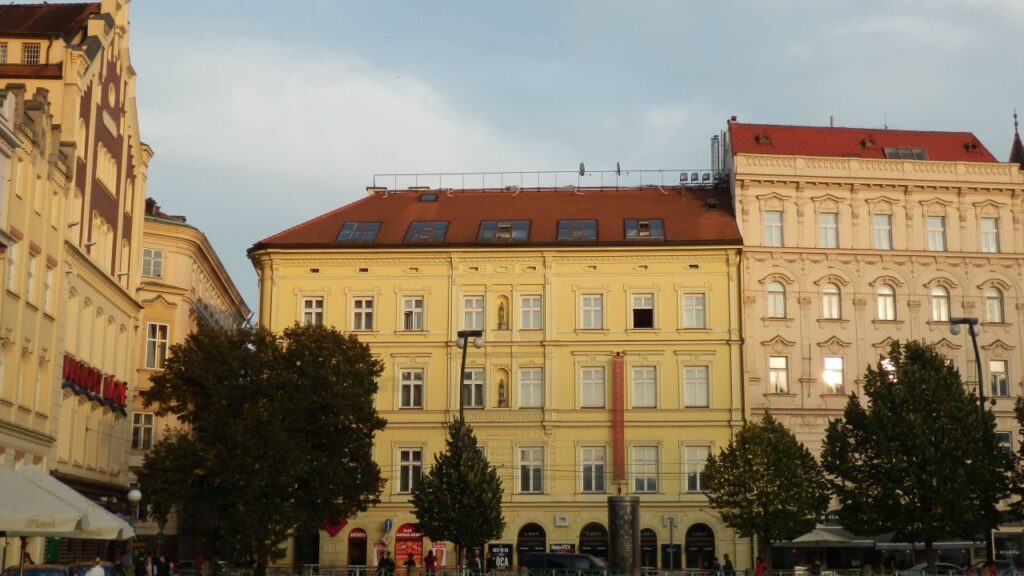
[467,551,483,575]
[156,555,172,576]
[710,556,721,576]
[423,551,437,576]
[485,553,496,576]
[85,559,106,576]
[403,554,416,576]
[755,557,765,576]
[379,552,395,576]
[722,554,734,576]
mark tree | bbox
[411,418,504,566]
[822,340,1014,570]
[139,324,386,575]
[703,413,829,572]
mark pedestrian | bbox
[157,555,172,576]
[85,558,106,576]
[985,561,997,576]
[485,552,497,576]
[379,551,395,576]
[710,556,721,576]
[467,551,483,575]
[423,551,437,576]
[404,554,416,575]
[755,557,765,576]
[722,554,734,576]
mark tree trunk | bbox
[924,541,936,573]
[760,533,772,574]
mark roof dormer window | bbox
[625,219,664,240]
[336,222,380,243]
[883,147,928,160]
[557,219,597,242]
[405,221,448,243]
[478,220,530,242]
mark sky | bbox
[114,0,1024,310]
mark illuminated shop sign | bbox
[61,354,127,413]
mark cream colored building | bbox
[725,121,1024,559]
[250,185,747,570]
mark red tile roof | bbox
[251,186,741,251]
[0,3,99,38]
[0,64,63,79]
[728,122,997,163]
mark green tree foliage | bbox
[139,324,386,574]
[411,418,504,566]
[823,340,1014,570]
[703,413,829,572]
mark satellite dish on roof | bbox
[579,162,585,176]
[616,162,621,176]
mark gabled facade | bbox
[250,186,748,571]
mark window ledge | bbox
[574,328,610,334]
[767,392,797,397]
[982,322,1011,327]
[677,328,711,333]
[817,318,848,325]
[926,320,951,326]
[821,392,849,397]
[625,328,658,334]
[872,319,903,326]
[762,316,791,322]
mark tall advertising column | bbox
[608,496,640,576]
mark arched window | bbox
[821,283,841,319]
[931,286,950,322]
[985,287,1005,323]
[877,285,896,321]
[766,282,786,318]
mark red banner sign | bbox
[612,353,625,482]
[62,354,127,408]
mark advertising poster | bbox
[488,544,512,569]
[549,543,576,553]
[394,524,424,567]
[431,543,448,567]
[373,543,387,566]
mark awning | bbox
[16,465,134,540]
[0,465,83,536]
[787,525,875,548]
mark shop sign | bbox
[549,543,575,553]
[348,528,368,540]
[488,544,512,569]
[431,543,447,567]
[62,354,127,410]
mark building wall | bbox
[731,152,1024,454]
[253,244,748,569]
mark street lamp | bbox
[456,329,484,421]
[949,317,995,562]
[127,488,142,568]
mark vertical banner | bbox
[612,352,625,482]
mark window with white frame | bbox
[990,360,1009,398]
[763,210,783,247]
[985,287,1004,323]
[25,253,37,303]
[519,367,543,408]
[22,43,40,65]
[823,356,844,394]
[398,448,422,493]
[927,216,946,251]
[766,282,786,318]
[821,283,841,319]
[818,212,838,248]
[769,356,789,394]
[519,447,544,493]
[145,323,169,369]
[132,412,154,450]
[683,366,709,407]
[521,295,542,329]
[996,432,1012,453]
[463,296,484,330]
[632,446,658,493]
[0,43,7,64]
[685,445,711,492]
[400,369,424,409]
[877,284,896,321]
[402,296,424,331]
[931,286,950,322]
[352,297,374,331]
[683,293,706,329]
[632,366,657,408]
[142,248,163,277]
[873,214,893,250]
[981,217,1000,253]
[581,446,607,493]
[462,367,485,409]
[631,293,654,329]
[581,294,604,329]
[581,366,606,408]
[43,267,54,314]
[302,297,324,326]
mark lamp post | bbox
[949,317,994,562]
[456,329,484,421]
[127,488,142,568]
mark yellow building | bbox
[129,198,250,554]
[250,185,746,570]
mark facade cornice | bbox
[64,241,142,313]
[0,417,56,447]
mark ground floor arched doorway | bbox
[517,523,546,566]
[640,528,658,569]
[685,523,715,569]
[294,526,321,567]
[579,523,608,562]
[348,528,367,566]
[395,523,424,568]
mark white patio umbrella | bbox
[16,465,134,540]
[0,465,86,576]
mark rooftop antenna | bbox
[578,162,585,176]
[615,162,621,176]
[1015,108,1019,133]
[829,115,834,128]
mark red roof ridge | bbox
[729,121,978,137]
[256,194,376,245]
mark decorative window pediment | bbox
[756,192,789,212]
[817,336,852,355]
[870,274,906,288]
[866,196,901,214]
[923,275,959,290]
[977,277,1013,291]
[973,200,1004,218]
[811,194,844,212]
[981,339,1016,357]
[921,198,952,216]
[872,337,898,351]
[931,337,963,356]
[759,271,796,286]
[814,273,851,287]
[761,335,797,354]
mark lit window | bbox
[981,217,1000,253]
[302,297,324,326]
[625,219,665,240]
[519,368,543,408]
[985,287,1004,323]
[631,294,654,329]
[463,296,484,330]
[337,222,380,242]
[400,369,423,409]
[685,445,711,492]
[131,413,154,450]
[405,221,448,243]
[142,248,163,277]
[402,297,424,331]
[398,448,422,493]
[877,285,896,321]
[683,294,706,329]
[818,212,838,248]
[873,214,892,250]
[763,210,783,247]
[581,446,606,493]
[145,323,169,369]
[927,216,946,251]
[557,219,597,241]
[769,356,788,394]
[581,294,603,329]
[632,446,658,493]
[683,366,709,407]
[519,447,544,493]
[352,297,374,330]
[21,43,40,65]
[632,366,657,408]
[520,295,542,329]
[823,356,844,394]
[931,286,950,322]
[478,220,530,242]
[990,360,1009,398]
[766,282,786,318]
[462,367,484,409]
[581,367,606,408]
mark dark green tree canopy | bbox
[703,413,829,570]
[140,324,386,571]
[410,418,504,565]
[823,340,1013,561]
